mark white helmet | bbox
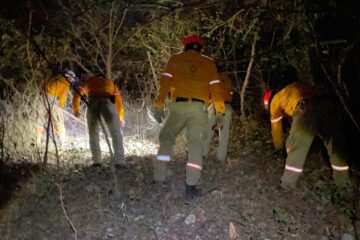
[64,70,76,82]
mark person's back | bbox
[153,34,225,201]
[168,51,218,102]
[86,75,118,97]
[44,75,71,108]
[220,73,233,104]
[270,82,323,119]
[156,48,224,114]
[72,74,124,124]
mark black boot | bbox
[185,184,200,201]
[114,162,127,170]
[152,180,168,193]
[91,163,101,168]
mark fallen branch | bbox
[150,226,160,240]
[55,182,79,240]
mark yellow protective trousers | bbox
[154,101,208,185]
[87,98,125,165]
[281,96,350,189]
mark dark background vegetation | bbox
[1,0,360,118]
[0,0,360,238]
[1,0,359,157]
[0,0,360,189]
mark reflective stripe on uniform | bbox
[271,116,283,123]
[162,73,173,78]
[186,162,202,171]
[209,80,221,85]
[331,164,349,171]
[156,155,171,161]
[285,164,303,173]
[55,127,65,134]
[114,93,120,96]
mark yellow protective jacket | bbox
[219,73,233,103]
[270,82,322,149]
[155,50,225,113]
[43,75,71,108]
[72,75,125,122]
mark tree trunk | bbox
[240,31,258,118]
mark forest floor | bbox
[0,118,358,240]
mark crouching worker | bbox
[153,34,225,200]
[263,81,350,190]
[203,73,233,161]
[38,70,77,147]
[72,73,126,169]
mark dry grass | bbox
[0,94,44,163]
[0,95,357,240]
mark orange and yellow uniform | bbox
[155,50,225,113]
[269,82,349,189]
[154,49,225,186]
[72,75,126,166]
[270,82,321,149]
[36,75,71,143]
[203,73,234,161]
[72,75,124,122]
[44,75,71,108]
[220,73,233,103]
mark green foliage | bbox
[0,0,358,163]
[0,0,324,106]
[229,117,271,154]
[273,207,298,232]
[331,185,355,218]
[0,19,28,83]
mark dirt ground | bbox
[0,120,358,240]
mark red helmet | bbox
[181,34,204,47]
[263,90,273,110]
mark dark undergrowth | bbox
[0,161,40,208]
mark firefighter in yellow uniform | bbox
[37,70,77,146]
[72,73,126,168]
[203,73,233,161]
[153,34,225,200]
[264,81,350,190]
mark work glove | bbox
[74,112,80,118]
[215,112,225,120]
[120,120,125,128]
[273,148,286,158]
[154,108,165,124]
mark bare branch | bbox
[240,31,258,117]
[55,183,79,240]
